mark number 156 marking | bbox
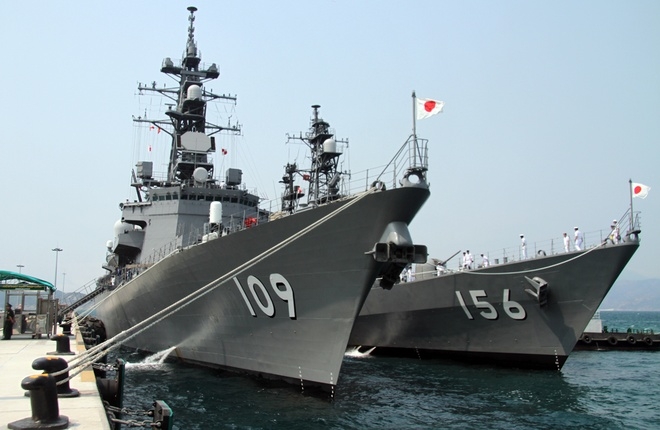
[455,289,526,321]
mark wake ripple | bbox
[125,346,177,369]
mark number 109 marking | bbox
[456,289,526,321]
[234,273,297,319]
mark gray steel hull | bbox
[93,187,429,389]
[350,241,639,369]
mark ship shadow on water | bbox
[335,356,601,430]
[116,348,343,429]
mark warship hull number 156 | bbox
[456,289,527,321]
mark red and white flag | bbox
[416,98,445,120]
[632,182,651,199]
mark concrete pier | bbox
[0,330,111,429]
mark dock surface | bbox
[0,332,111,430]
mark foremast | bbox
[103,6,260,287]
[134,6,240,195]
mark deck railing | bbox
[427,209,642,273]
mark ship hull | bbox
[350,241,639,369]
[93,187,429,389]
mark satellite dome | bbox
[187,85,202,100]
[193,167,208,183]
[322,138,337,154]
[113,220,133,236]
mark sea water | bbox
[118,311,659,429]
[597,310,660,334]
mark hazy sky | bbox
[1,1,658,295]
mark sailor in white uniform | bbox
[612,220,620,244]
[574,227,584,251]
[465,250,474,270]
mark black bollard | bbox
[8,374,69,430]
[48,334,75,356]
[60,322,72,336]
[30,357,79,398]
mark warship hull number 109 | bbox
[88,6,430,392]
[234,274,296,319]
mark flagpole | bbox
[412,90,417,140]
[629,178,634,233]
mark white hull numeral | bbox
[469,290,498,320]
[502,289,526,320]
[247,275,275,317]
[456,289,527,321]
[455,290,473,320]
[235,273,297,318]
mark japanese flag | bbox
[416,98,445,120]
[632,183,651,199]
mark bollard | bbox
[60,321,72,336]
[30,357,80,398]
[48,334,75,356]
[8,374,69,430]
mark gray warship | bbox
[350,216,640,370]
[89,7,429,391]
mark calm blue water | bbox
[118,311,659,430]
[598,310,660,334]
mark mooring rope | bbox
[55,187,378,382]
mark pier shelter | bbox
[1,270,58,337]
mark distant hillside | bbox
[600,278,660,311]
